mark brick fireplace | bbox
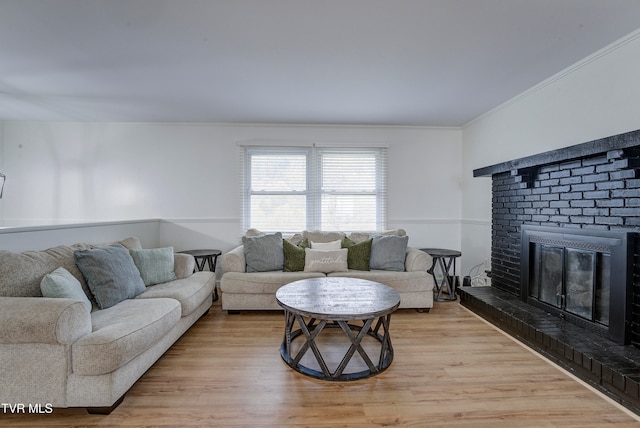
[460,129,640,414]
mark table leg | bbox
[292,315,330,377]
[435,256,457,302]
[335,319,376,377]
[283,310,295,364]
[376,313,394,368]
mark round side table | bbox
[179,249,222,301]
[420,248,462,302]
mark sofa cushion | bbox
[327,270,433,293]
[0,237,149,300]
[40,267,93,311]
[310,239,342,250]
[72,298,180,375]
[137,271,215,317]
[0,297,91,345]
[369,235,409,271]
[304,248,348,273]
[283,239,306,272]
[221,271,325,294]
[0,243,91,298]
[92,236,144,251]
[342,237,372,271]
[242,232,284,272]
[348,229,406,243]
[74,245,146,309]
[129,247,178,286]
[302,230,346,244]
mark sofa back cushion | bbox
[0,243,91,297]
[302,230,346,244]
[0,236,143,298]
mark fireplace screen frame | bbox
[521,225,634,345]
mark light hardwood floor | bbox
[3,299,640,427]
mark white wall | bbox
[0,123,462,256]
[0,220,161,252]
[0,121,5,222]
[461,30,640,275]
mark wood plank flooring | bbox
[3,299,640,427]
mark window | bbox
[242,145,387,233]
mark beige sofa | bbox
[220,230,434,312]
[0,237,215,414]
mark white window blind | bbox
[242,145,386,233]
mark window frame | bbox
[242,144,386,233]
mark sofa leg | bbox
[416,308,430,313]
[86,395,125,415]
[227,310,240,315]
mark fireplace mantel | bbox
[473,128,640,177]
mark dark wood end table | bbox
[179,249,222,301]
[421,248,462,302]
[276,277,400,381]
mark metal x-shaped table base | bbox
[280,311,394,381]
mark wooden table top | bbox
[276,277,400,321]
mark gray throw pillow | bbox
[74,245,146,309]
[369,235,409,271]
[40,266,93,311]
[129,247,177,286]
[242,232,284,272]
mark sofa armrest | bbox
[405,247,432,272]
[174,253,196,279]
[221,245,245,273]
[0,297,91,345]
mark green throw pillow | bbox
[283,239,306,272]
[129,247,178,286]
[342,237,372,271]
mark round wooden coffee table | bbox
[276,277,400,381]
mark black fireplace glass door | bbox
[595,253,611,326]
[565,249,595,320]
[536,245,564,308]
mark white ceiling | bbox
[1,0,640,126]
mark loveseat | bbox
[220,230,434,312]
[0,237,215,414]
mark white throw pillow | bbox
[304,248,348,273]
[310,239,342,250]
